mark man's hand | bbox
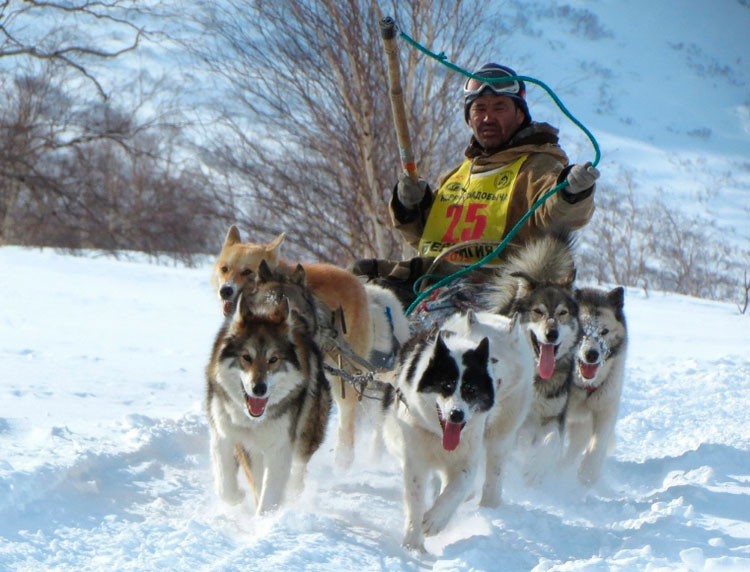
[397,172,428,207]
[566,162,600,194]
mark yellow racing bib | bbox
[418,155,527,265]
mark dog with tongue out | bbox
[382,329,495,552]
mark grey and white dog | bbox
[562,286,627,486]
[205,267,332,514]
[486,230,581,484]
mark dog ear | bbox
[269,297,290,324]
[510,271,536,293]
[266,232,286,263]
[508,312,521,335]
[475,337,490,363]
[560,267,577,288]
[232,292,252,330]
[608,286,625,311]
[290,308,313,336]
[258,259,274,283]
[434,332,449,355]
[224,225,241,247]
[290,263,306,286]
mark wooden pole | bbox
[380,17,418,181]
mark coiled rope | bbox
[397,28,602,315]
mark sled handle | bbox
[380,16,418,181]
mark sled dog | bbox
[486,230,581,483]
[562,286,627,485]
[382,329,494,551]
[441,310,535,507]
[205,277,332,513]
[211,225,408,468]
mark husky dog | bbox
[382,329,494,551]
[205,272,332,513]
[486,230,581,483]
[211,225,408,468]
[562,286,627,485]
[441,310,535,508]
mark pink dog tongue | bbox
[538,344,556,379]
[442,422,463,451]
[580,362,599,380]
[223,300,234,315]
[246,396,268,417]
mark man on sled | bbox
[354,62,599,317]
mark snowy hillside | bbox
[486,0,750,245]
[1,247,749,571]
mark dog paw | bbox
[218,486,246,506]
[479,490,502,509]
[578,455,602,487]
[522,459,547,487]
[422,505,452,537]
[334,446,354,471]
[402,532,426,553]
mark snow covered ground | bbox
[1,246,749,571]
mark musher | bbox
[354,62,599,308]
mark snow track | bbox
[2,247,749,571]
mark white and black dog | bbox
[382,328,494,551]
[486,230,581,484]
[562,286,627,485]
[441,310,535,508]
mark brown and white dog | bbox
[211,225,409,468]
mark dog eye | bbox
[241,268,253,277]
[242,354,253,364]
[558,309,569,317]
[532,308,544,316]
[600,328,609,336]
[221,265,228,273]
[268,356,278,364]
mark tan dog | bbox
[211,225,408,468]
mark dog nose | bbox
[448,409,464,424]
[220,285,234,300]
[252,382,267,396]
[546,328,559,343]
[585,348,600,363]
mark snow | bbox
[2,1,750,569]
[1,246,749,571]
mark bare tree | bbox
[0,0,147,98]
[578,172,650,289]
[176,0,491,264]
[0,2,223,257]
[577,168,745,303]
[738,271,749,315]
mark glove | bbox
[566,162,600,194]
[396,172,428,208]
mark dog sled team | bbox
[204,60,623,551]
[205,224,627,551]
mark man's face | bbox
[468,94,526,151]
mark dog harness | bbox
[418,155,528,265]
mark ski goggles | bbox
[463,69,523,100]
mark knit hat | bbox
[463,62,531,124]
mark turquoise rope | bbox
[398,28,601,316]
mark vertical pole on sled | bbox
[380,16,419,182]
